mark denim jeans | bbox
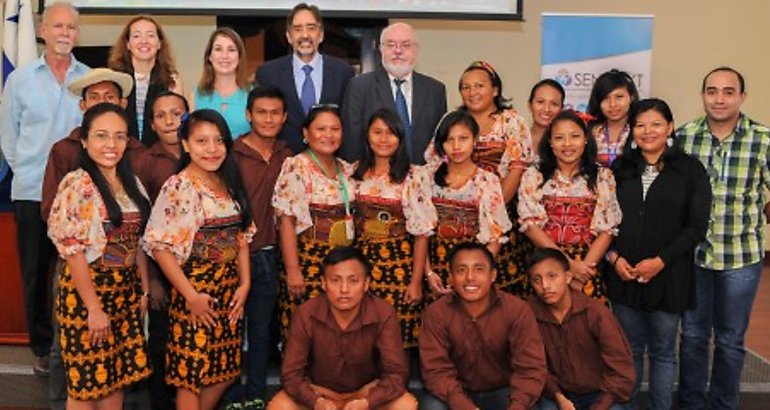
[535,391,626,410]
[222,248,280,405]
[678,262,762,410]
[419,386,509,410]
[613,303,679,410]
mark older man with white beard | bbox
[340,22,446,164]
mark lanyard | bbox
[604,122,629,164]
[307,149,351,216]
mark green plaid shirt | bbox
[676,114,770,270]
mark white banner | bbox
[541,14,654,112]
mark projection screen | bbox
[56,0,523,20]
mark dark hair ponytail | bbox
[352,108,410,184]
[79,103,150,227]
[177,109,252,229]
[432,110,479,187]
[537,110,599,192]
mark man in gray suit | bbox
[341,22,447,164]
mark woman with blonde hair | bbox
[108,15,183,145]
[190,27,252,139]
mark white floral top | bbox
[48,169,146,263]
[272,153,356,235]
[355,165,437,237]
[142,170,255,264]
[592,122,630,167]
[430,165,512,244]
[517,166,622,236]
[424,109,534,177]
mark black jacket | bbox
[125,66,170,147]
[256,54,355,154]
[609,150,712,313]
[340,68,447,164]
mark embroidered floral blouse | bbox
[424,108,534,177]
[355,165,437,237]
[272,153,356,235]
[430,165,512,244]
[592,122,630,167]
[517,166,622,236]
[142,170,255,264]
[48,169,146,263]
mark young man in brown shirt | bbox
[267,246,417,410]
[132,90,188,410]
[133,90,188,201]
[528,248,634,410]
[419,242,547,410]
[230,85,294,407]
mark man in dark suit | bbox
[340,22,447,164]
[256,3,355,154]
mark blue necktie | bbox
[301,65,316,115]
[394,78,413,161]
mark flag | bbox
[1,0,36,210]
[2,0,36,85]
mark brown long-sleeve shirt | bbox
[529,289,635,410]
[419,291,547,410]
[281,293,409,409]
[232,138,292,251]
[41,127,146,220]
[132,141,179,202]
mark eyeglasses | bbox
[381,41,415,51]
[89,130,129,143]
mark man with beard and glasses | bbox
[256,3,354,154]
[341,22,447,165]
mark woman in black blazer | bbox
[607,98,711,410]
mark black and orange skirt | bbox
[357,235,422,348]
[278,236,330,342]
[56,263,151,400]
[166,257,242,394]
[561,242,608,303]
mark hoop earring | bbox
[666,138,673,147]
[631,141,638,149]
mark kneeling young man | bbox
[420,242,547,410]
[268,246,417,410]
[528,248,634,410]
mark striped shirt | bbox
[641,165,659,200]
[675,114,770,270]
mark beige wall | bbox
[404,0,770,125]
[75,14,215,95]
[3,0,769,124]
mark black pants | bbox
[14,200,54,357]
[148,306,174,409]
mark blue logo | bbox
[555,69,572,87]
